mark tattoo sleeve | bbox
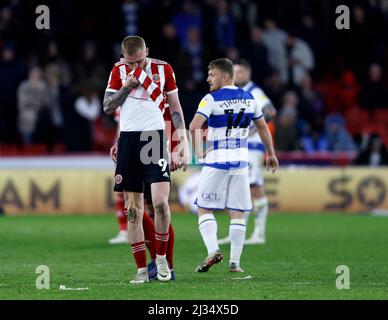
[171,111,185,131]
[103,87,131,115]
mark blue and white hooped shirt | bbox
[195,85,263,170]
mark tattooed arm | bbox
[103,74,139,115]
[167,92,190,170]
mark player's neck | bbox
[222,81,234,88]
[143,57,150,70]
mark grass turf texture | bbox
[0,213,388,300]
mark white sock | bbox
[229,219,246,266]
[198,214,219,256]
[253,197,268,238]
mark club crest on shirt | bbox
[115,174,123,184]
[152,74,160,83]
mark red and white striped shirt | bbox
[106,58,178,132]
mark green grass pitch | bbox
[0,213,387,300]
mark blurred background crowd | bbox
[0,0,387,165]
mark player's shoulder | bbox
[200,93,215,103]
[113,59,127,68]
[149,58,170,66]
[210,86,254,101]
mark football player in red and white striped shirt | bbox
[109,108,177,281]
[103,36,189,283]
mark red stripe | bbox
[150,63,159,79]
[133,67,142,78]
[150,88,162,101]
[142,76,152,90]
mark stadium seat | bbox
[371,109,388,127]
[344,106,370,135]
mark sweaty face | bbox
[233,65,250,87]
[122,47,148,71]
[207,68,225,92]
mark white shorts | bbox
[248,150,264,186]
[195,166,252,212]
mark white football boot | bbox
[130,268,149,284]
[108,230,128,244]
[156,255,171,281]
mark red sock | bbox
[115,194,127,231]
[155,231,169,256]
[166,224,174,269]
[131,241,147,269]
[142,212,156,260]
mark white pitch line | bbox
[231,275,253,280]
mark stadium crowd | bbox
[0,0,387,165]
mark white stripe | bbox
[105,88,118,93]
[138,70,147,83]
[147,82,158,94]
[165,88,178,95]
[119,65,127,80]
[157,65,165,90]
[154,95,163,106]
[132,245,146,250]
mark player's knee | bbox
[127,205,143,223]
[153,201,169,217]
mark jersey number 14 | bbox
[224,108,249,137]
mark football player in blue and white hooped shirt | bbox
[189,58,278,273]
[218,59,277,246]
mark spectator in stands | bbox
[41,41,72,87]
[230,0,258,45]
[225,46,239,62]
[214,0,235,54]
[299,122,328,153]
[345,5,373,80]
[121,0,140,36]
[324,114,357,151]
[285,31,315,88]
[155,24,181,63]
[359,63,388,111]
[262,19,287,84]
[275,91,300,151]
[264,70,287,109]
[70,86,101,151]
[354,133,388,166]
[172,0,202,48]
[0,42,27,143]
[297,72,325,128]
[175,26,209,94]
[17,66,50,144]
[46,64,65,146]
[240,26,270,86]
[298,15,325,66]
[72,41,106,95]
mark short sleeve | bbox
[106,66,122,93]
[195,94,214,120]
[164,63,178,95]
[252,100,263,120]
[251,87,272,111]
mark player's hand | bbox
[110,143,118,163]
[123,73,139,89]
[266,155,279,174]
[178,140,190,172]
[170,159,179,172]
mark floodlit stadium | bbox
[0,0,388,301]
